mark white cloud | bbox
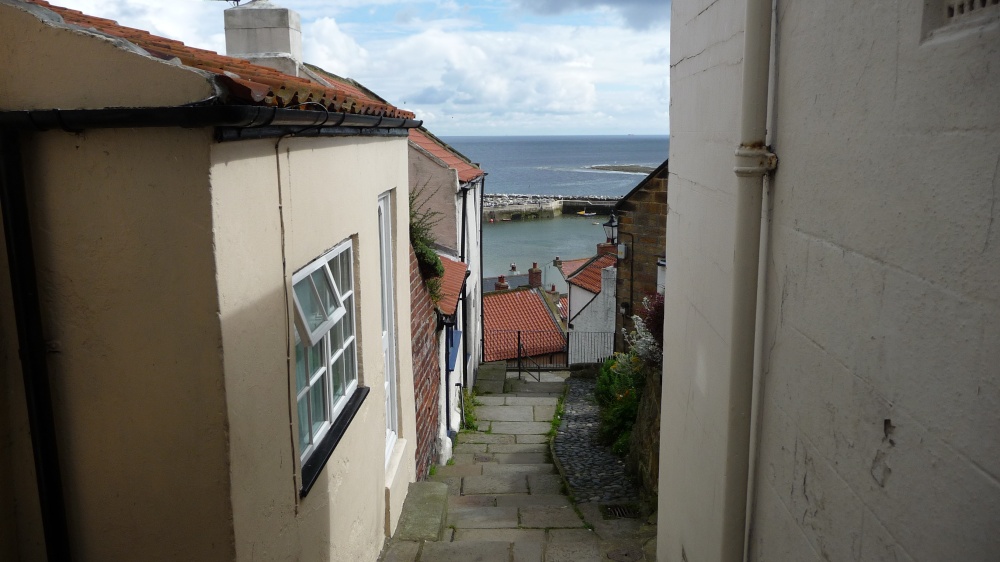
[38,0,669,135]
[303,17,370,77]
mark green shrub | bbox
[595,353,645,456]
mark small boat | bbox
[576,211,596,217]
[501,218,512,222]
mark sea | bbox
[441,135,670,291]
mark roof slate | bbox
[567,253,617,294]
[26,0,414,119]
[409,129,484,183]
[483,288,565,362]
[437,254,467,317]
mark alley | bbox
[380,365,655,561]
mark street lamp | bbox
[603,211,618,244]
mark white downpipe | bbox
[728,0,776,559]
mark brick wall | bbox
[409,245,440,480]
[615,167,668,350]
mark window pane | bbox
[338,250,352,291]
[310,378,327,434]
[329,257,341,295]
[294,279,326,332]
[295,339,308,392]
[309,341,323,377]
[331,319,344,354]
[345,340,357,386]
[298,398,310,451]
[331,352,345,400]
[344,295,354,338]
[311,269,340,316]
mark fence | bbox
[483,330,615,372]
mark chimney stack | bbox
[225,0,302,76]
[495,275,509,291]
[528,262,542,288]
[597,242,617,256]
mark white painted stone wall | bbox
[662,0,1000,560]
[568,267,616,364]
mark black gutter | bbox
[0,131,72,561]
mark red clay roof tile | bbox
[567,253,617,294]
[26,0,414,119]
[559,257,591,279]
[436,254,467,317]
[483,288,565,362]
[409,129,484,183]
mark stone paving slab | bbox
[454,528,545,543]
[463,474,528,494]
[476,380,505,395]
[431,475,461,496]
[482,463,555,475]
[527,474,564,494]
[448,506,518,529]
[513,541,544,562]
[505,397,560,406]
[477,405,535,422]
[534,405,557,421]
[434,464,483,477]
[452,453,477,465]
[457,433,515,444]
[488,443,548,454]
[419,540,511,562]
[490,421,552,435]
[454,443,488,454]
[543,541,603,562]
[516,435,550,444]
[394,482,448,541]
[506,381,567,394]
[493,452,549,464]
[477,396,506,406]
[449,495,496,508]
[496,494,572,508]
[547,529,600,544]
[380,540,419,562]
[519,506,584,529]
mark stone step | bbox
[393,481,448,542]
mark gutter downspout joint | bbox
[734,146,777,177]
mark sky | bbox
[47,0,669,136]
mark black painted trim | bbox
[299,385,371,498]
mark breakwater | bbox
[483,194,618,221]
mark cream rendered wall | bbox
[1,4,235,559]
[664,0,1000,561]
[658,0,750,560]
[0,129,233,561]
[0,2,214,109]
[749,4,1000,561]
[211,135,415,562]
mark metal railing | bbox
[483,330,615,372]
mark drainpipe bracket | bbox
[734,146,777,177]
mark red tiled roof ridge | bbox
[435,254,467,317]
[409,128,484,183]
[23,0,415,119]
[567,253,617,294]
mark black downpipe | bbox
[479,177,487,364]
[458,185,470,387]
[0,131,72,561]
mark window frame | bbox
[291,239,368,497]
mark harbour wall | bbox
[483,195,618,221]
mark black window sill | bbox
[300,386,370,498]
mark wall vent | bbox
[924,0,1000,38]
